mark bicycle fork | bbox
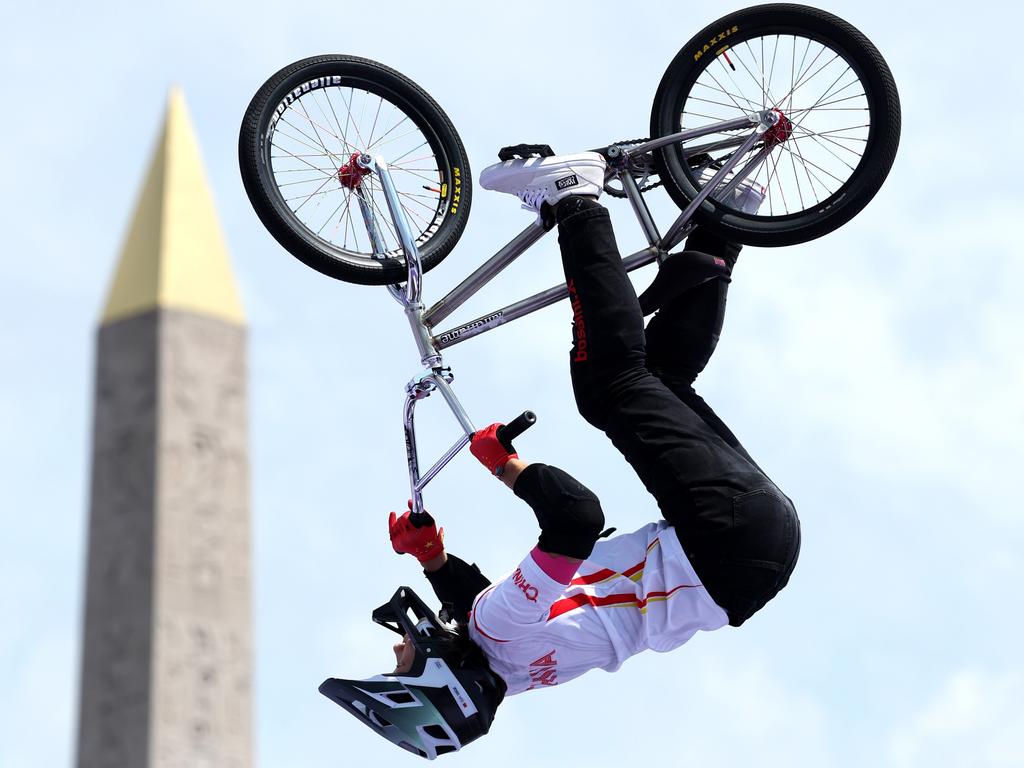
[353,155,533,520]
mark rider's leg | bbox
[555,196,758,490]
[555,196,799,626]
[644,229,760,468]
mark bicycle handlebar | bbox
[496,411,537,453]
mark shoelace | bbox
[517,187,549,212]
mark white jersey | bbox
[468,521,729,695]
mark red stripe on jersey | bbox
[548,591,637,620]
[570,558,646,586]
[639,584,701,607]
[547,583,701,621]
[569,538,659,586]
[570,568,616,586]
[623,561,645,579]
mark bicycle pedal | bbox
[497,143,555,162]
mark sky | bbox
[2,0,1023,766]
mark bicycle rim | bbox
[261,77,453,259]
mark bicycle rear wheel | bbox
[651,4,901,246]
[239,55,471,285]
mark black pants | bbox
[556,199,800,626]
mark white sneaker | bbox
[479,152,607,212]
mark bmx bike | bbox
[238,3,900,519]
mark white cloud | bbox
[889,667,1024,768]
[714,195,1024,520]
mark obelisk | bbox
[76,88,252,768]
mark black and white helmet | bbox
[319,587,506,760]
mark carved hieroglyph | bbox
[150,310,251,768]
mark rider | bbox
[320,152,801,759]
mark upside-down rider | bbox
[320,151,801,759]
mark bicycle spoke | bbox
[687,94,756,111]
[271,142,340,177]
[367,95,385,148]
[790,127,858,170]
[272,155,338,162]
[316,195,349,236]
[706,67,758,114]
[777,146,842,191]
[364,115,410,151]
[718,54,762,114]
[288,174,339,212]
[798,124,870,139]
[774,50,840,110]
[792,124,864,159]
[732,43,774,107]
[366,125,424,152]
[782,139,837,198]
[776,138,848,185]
[765,148,789,215]
[340,87,369,149]
[296,100,340,171]
[787,140,806,210]
[340,195,355,250]
[274,121,341,159]
[790,92,867,114]
[798,66,857,120]
[324,88,354,154]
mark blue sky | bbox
[2,0,1022,766]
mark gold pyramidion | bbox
[102,87,244,324]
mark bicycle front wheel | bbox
[239,55,471,285]
[651,4,901,246]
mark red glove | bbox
[470,423,518,475]
[388,502,445,563]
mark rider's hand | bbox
[470,423,518,476]
[388,502,445,563]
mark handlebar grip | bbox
[496,411,537,452]
[409,511,433,528]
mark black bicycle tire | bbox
[650,4,901,247]
[239,55,472,285]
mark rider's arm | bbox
[512,462,606,561]
[389,510,492,623]
[422,553,492,624]
[471,426,606,562]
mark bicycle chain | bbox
[603,136,666,199]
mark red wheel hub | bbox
[337,151,370,189]
[764,109,794,148]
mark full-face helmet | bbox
[319,587,506,759]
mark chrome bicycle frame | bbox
[356,110,781,516]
